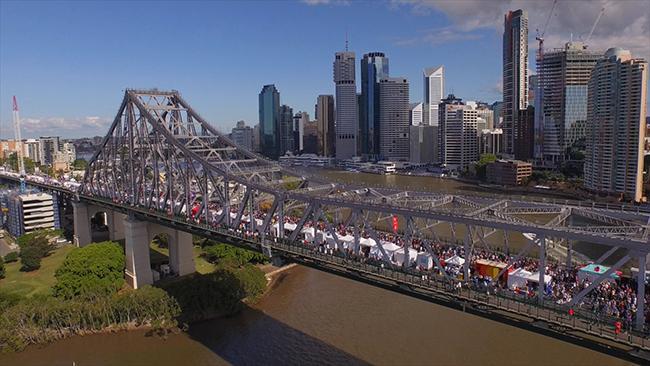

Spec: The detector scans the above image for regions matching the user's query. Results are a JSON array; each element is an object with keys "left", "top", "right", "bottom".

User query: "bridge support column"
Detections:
[
  {"left": 169, "top": 230, "right": 195, "bottom": 277},
  {"left": 538, "top": 234, "right": 546, "bottom": 305},
  {"left": 124, "top": 218, "right": 153, "bottom": 289},
  {"left": 72, "top": 201, "right": 91, "bottom": 247},
  {"left": 637, "top": 253, "right": 646, "bottom": 331},
  {"left": 108, "top": 212, "right": 126, "bottom": 242}
]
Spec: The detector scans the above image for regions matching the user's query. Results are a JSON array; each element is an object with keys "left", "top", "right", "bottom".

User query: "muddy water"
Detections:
[{"left": 0, "top": 267, "right": 631, "bottom": 366}]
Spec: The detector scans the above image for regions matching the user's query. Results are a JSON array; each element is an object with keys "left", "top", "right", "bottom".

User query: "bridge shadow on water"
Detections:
[{"left": 183, "top": 304, "right": 370, "bottom": 366}]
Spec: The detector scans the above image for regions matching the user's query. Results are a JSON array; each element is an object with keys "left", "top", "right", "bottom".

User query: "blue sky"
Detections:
[{"left": 1, "top": 0, "right": 648, "bottom": 138}]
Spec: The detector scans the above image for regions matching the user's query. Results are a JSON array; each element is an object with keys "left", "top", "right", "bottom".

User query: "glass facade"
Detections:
[
  {"left": 564, "top": 85, "right": 588, "bottom": 148},
  {"left": 258, "top": 85, "right": 280, "bottom": 159},
  {"left": 361, "top": 53, "right": 389, "bottom": 159}
]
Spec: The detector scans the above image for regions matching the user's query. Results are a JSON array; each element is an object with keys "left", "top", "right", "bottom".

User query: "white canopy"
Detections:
[
  {"left": 370, "top": 242, "right": 401, "bottom": 258},
  {"left": 416, "top": 252, "right": 434, "bottom": 270},
  {"left": 394, "top": 248, "right": 419, "bottom": 266},
  {"left": 507, "top": 268, "right": 531, "bottom": 290},
  {"left": 302, "top": 227, "right": 315, "bottom": 242},
  {"left": 446, "top": 255, "right": 465, "bottom": 266},
  {"left": 359, "top": 237, "right": 377, "bottom": 248}
]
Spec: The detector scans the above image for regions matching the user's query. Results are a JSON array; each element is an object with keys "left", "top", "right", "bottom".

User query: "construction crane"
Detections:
[
  {"left": 583, "top": 6, "right": 605, "bottom": 47},
  {"left": 535, "top": 0, "right": 558, "bottom": 62},
  {"left": 12, "top": 96, "right": 26, "bottom": 192},
  {"left": 534, "top": 0, "right": 557, "bottom": 163}
]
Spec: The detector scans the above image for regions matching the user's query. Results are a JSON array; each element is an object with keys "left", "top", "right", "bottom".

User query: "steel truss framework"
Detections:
[{"left": 68, "top": 90, "right": 650, "bottom": 332}]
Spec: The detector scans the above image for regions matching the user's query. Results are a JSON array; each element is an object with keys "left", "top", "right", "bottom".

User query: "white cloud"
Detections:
[
  {"left": 392, "top": 0, "right": 650, "bottom": 60},
  {"left": 393, "top": 26, "right": 483, "bottom": 46},
  {"left": 18, "top": 116, "right": 112, "bottom": 136},
  {"left": 301, "top": 0, "right": 350, "bottom": 5}
]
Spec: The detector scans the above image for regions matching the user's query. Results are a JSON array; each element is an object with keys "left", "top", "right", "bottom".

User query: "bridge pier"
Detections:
[
  {"left": 148, "top": 224, "right": 195, "bottom": 277},
  {"left": 124, "top": 218, "right": 154, "bottom": 289},
  {"left": 72, "top": 201, "right": 92, "bottom": 247},
  {"left": 108, "top": 211, "right": 126, "bottom": 241}
]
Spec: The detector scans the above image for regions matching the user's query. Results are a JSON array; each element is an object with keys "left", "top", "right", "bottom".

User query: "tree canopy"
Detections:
[{"left": 52, "top": 241, "right": 125, "bottom": 300}]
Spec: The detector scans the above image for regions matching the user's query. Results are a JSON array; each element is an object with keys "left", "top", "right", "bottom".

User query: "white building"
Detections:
[
  {"left": 334, "top": 51, "right": 359, "bottom": 160},
  {"left": 439, "top": 94, "right": 479, "bottom": 171},
  {"left": 584, "top": 48, "right": 648, "bottom": 202},
  {"left": 423, "top": 66, "right": 444, "bottom": 127},
  {"left": 231, "top": 120, "right": 254, "bottom": 151},
  {"left": 379, "top": 77, "right": 410, "bottom": 161},
  {"left": 480, "top": 128, "right": 503, "bottom": 155},
  {"left": 410, "top": 102, "right": 423, "bottom": 126}
]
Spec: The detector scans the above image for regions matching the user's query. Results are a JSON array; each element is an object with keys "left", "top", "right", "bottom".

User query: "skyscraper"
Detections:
[
  {"left": 316, "top": 95, "right": 335, "bottom": 157},
  {"left": 379, "top": 77, "right": 410, "bottom": 161},
  {"left": 258, "top": 84, "right": 280, "bottom": 159},
  {"left": 334, "top": 51, "right": 359, "bottom": 160},
  {"left": 502, "top": 9, "right": 528, "bottom": 157},
  {"left": 584, "top": 48, "right": 648, "bottom": 202},
  {"left": 439, "top": 94, "right": 479, "bottom": 171},
  {"left": 292, "top": 111, "right": 309, "bottom": 153},
  {"left": 423, "top": 66, "right": 444, "bottom": 126},
  {"left": 279, "top": 105, "right": 294, "bottom": 156},
  {"left": 535, "top": 42, "right": 602, "bottom": 164},
  {"left": 361, "top": 52, "right": 389, "bottom": 159}
]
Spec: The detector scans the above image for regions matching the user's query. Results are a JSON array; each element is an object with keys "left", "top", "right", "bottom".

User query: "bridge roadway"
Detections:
[{"left": 70, "top": 192, "right": 649, "bottom": 356}]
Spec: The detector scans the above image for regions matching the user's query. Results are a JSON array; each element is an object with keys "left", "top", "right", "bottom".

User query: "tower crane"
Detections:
[
  {"left": 12, "top": 96, "right": 26, "bottom": 192},
  {"left": 584, "top": 6, "right": 605, "bottom": 47},
  {"left": 534, "top": 0, "right": 557, "bottom": 163}
]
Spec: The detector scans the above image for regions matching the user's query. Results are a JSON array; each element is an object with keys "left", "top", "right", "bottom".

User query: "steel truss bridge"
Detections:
[{"left": 4, "top": 89, "right": 650, "bottom": 357}]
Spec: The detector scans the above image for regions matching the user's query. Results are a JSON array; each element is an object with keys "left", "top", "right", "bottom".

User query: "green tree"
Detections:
[
  {"left": 19, "top": 246, "right": 42, "bottom": 272},
  {"left": 53, "top": 241, "right": 125, "bottom": 300},
  {"left": 202, "top": 243, "right": 268, "bottom": 266},
  {"left": 475, "top": 153, "right": 498, "bottom": 180},
  {"left": 72, "top": 159, "right": 88, "bottom": 170},
  {"left": 3, "top": 252, "right": 18, "bottom": 263}
]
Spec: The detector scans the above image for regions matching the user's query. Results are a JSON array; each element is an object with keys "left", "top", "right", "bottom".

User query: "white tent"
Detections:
[
  {"left": 359, "top": 237, "right": 377, "bottom": 248},
  {"left": 273, "top": 222, "right": 299, "bottom": 236},
  {"left": 394, "top": 248, "right": 419, "bottom": 266},
  {"left": 527, "top": 272, "right": 552, "bottom": 285},
  {"left": 446, "top": 255, "right": 465, "bottom": 267},
  {"left": 371, "top": 242, "right": 401, "bottom": 259},
  {"left": 416, "top": 252, "right": 434, "bottom": 270},
  {"left": 302, "top": 227, "right": 315, "bottom": 242},
  {"left": 507, "top": 268, "right": 531, "bottom": 290}
]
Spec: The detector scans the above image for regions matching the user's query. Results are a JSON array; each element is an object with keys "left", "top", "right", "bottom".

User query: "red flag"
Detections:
[{"left": 392, "top": 216, "right": 398, "bottom": 233}]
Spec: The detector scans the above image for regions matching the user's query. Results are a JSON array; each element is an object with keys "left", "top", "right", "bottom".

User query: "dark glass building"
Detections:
[
  {"left": 258, "top": 84, "right": 280, "bottom": 159},
  {"left": 361, "top": 52, "right": 389, "bottom": 159}
]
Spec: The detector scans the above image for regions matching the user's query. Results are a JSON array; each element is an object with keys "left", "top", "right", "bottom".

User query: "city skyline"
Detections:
[{"left": 2, "top": 0, "right": 648, "bottom": 139}]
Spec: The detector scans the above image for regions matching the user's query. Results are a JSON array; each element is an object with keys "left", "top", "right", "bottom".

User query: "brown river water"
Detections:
[{"left": 0, "top": 171, "right": 636, "bottom": 365}]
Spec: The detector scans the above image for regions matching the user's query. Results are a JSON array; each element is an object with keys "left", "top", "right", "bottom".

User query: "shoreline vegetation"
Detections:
[{"left": 0, "top": 232, "right": 275, "bottom": 353}]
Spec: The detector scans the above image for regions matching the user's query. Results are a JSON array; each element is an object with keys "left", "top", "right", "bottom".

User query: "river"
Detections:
[{"left": 0, "top": 171, "right": 635, "bottom": 365}]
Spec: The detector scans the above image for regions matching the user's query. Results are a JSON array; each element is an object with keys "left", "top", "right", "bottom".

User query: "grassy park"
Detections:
[{"left": 1, "top": 244, "right": 74, "bottom": 298}]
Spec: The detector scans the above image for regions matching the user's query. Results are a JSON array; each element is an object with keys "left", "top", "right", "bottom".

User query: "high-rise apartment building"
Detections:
[
  {"left": 292, "top": 111, "right": 309, "bottom": 153},
  {"left": 439, "top": 94, "right": 479, "bottom": 171},
  {"left": 40, "top": 136, "right": 62, "bottom": 165},
  {"left": 316, "top": 95, "right": 335, "bottom": 157},
  {"left": 502, "top": 9, "right": 528, "bottom": 157},
  {"left": 515, "top": 106, "right": 534, "bottom": 161},
  {"left": 258, "top": 84, "right": 280, "bottom": 159},
  {"left": 535, "top": 42, "right": 602, "bottom": 163},
  {"left": 24, "top": 139, "right": 41, "bottom": 163},
  {"left": 360, "top": 52, "right": 389, "bottom": 158},
  {"left": 231, "top": 120, "right": 254, "bottom": 151},
  {"left": 279, "top": 105, "right": 294, "bottom": 155},
  {"left": 379, "top": 77, "right": 410, "bottom": 161},
  {"left": 334, "top": 51, "right": 359, "bottom": 160},
  {"left": 584, "top": 48, "right": 648, "bottom": 202}
]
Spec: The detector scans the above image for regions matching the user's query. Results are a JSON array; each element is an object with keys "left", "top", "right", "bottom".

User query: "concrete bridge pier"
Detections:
[
  {"left": 148, "top": 224, "right": 195, "bottom": 277},
  {"left": 124, "top": 218, "right": 154, "bottom": 289},
  {"left": 72, "top": 201, "right": 92, "bottom": 247},
  {"left": 108, "top": 211, "right": 126, "bottom": 241}
]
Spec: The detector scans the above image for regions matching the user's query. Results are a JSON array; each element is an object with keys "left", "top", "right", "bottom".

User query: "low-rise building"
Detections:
[
  {"left": 486, "top": 160, "right": 532, "bottom": 186},
  {"left": 4, "top": 190, "right": 60, "bottom": 237}
]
